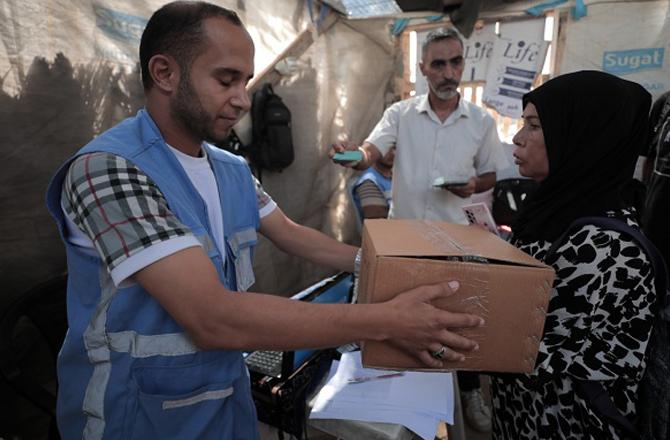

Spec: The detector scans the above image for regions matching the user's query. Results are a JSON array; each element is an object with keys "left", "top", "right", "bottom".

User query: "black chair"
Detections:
[
  {"left": 0, "top": 273, "right": 68, "bottom": 440},
  {"left": 492, "top": 178, "right": 539, "bottom": 227}
]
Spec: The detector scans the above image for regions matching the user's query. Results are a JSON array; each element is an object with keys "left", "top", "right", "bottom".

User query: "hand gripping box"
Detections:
[{"left": 358, "top": 219, "right": 555, "bottom": 373}]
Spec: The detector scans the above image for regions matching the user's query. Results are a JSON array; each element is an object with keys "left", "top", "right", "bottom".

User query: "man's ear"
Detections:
[
  {"left": 418, "top": 60, "right": 426, "bottom": 77},
  {"left": 147, "top": 54, "right": 179, "bottom": 92}
]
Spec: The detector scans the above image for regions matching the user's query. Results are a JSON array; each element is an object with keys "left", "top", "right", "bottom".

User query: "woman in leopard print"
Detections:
[{"left": 490, "top": 71, "right": 656, "bottom": 439}]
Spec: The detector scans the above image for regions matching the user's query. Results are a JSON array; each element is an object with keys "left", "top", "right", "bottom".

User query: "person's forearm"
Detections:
[
  {"left": 353, "top": 142, "right": 381, "bottom": 171},
  {"left": 261, "top": 208, "right": 358, "bottom": 272},
  {"left": 474, "top": 172, "right": 496, "bottom": 193},
  {"left": 274, "top": 221, "right": 358, "bottom": 272},
  {"left": 204, "top": 291, "right": 389, "bottom": 351},
  {"left": 193, "top": 281, "right": 481, "bottom": 362},
  {"left": 135, "top": 247, "right": 368, "bottom": 350},
  {"left": 136, "top": 247, "right": 483, "bottom": 366}
]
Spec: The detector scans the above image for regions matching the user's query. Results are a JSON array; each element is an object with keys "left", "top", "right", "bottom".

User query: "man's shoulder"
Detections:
[
  {"left": 458, "top": 100, "right": 497, "bottom": 132},
  {"left": 67, "top": 152, "right": 135, "bottom": 181},
  {"left": 204, "top": 143, "right": 249, "bottom": 167},
  {"left": 460, "top": 99, "right": 490, "bottom": 119},
  {"left": 389, "top": 95, "right": 425, "bottom": 113},
  {"left": 66, "top": 152, "right": 135, "bottom": 189},
  {"left": 80, "top": 112, "right": 148, "bottom": 157}
]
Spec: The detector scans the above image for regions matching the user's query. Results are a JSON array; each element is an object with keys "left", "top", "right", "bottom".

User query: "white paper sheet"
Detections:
[{"left": 309, "top": 351, "right": 454, "bottom": 440}]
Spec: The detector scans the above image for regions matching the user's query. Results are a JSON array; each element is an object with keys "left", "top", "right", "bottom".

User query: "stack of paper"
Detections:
[{"left": 309, "top": 351, "right": 454, "bottom": 440}]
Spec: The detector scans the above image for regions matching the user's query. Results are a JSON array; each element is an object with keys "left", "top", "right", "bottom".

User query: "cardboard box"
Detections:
[{"left": 358, "top": 219, "right": 555, "bottom": 373}]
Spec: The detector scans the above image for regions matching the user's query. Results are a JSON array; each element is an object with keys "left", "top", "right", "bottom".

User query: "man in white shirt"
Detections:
[
  {"left": 334, "top": 28, "right": 506, "bottom": 225},
  {"left": 333, "top": 28, "right": 505, "bottom": 432}
]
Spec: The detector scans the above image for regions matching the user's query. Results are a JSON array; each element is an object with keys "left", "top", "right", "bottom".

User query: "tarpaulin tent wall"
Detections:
[
  {"left": 0, "top": 0, "right": 399, "bottom": 313},
  {"left": 4, "top": 0, "right": 669, "bottom": 314},
  {"left": 0, "top": 1, "right": 397, "bottom": 435},
  {"left": 1, "top": 1, "right": 670, "bottom": 436},
  {"left": 1, "top": 0, "right": 669, "bottom": 327}
]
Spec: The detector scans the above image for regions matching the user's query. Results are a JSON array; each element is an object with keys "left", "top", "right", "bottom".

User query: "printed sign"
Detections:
[
  {"left": 461, "top": 24, "right": 496, "bottom": 82},
  {"left": 483, "top": 37, "right": 548, "bottom": 118},
  {"left": 92, "top": 3, "right": 148, "bottom": 63},
  {"left": 559, "top": 1, "right": 670, "bottom": 101},
  {"left": 603, "top": 48, "right": 664, "bottom": 75},
  {"left": 93, "top": 4, "right": 147, "bottom": 44}
]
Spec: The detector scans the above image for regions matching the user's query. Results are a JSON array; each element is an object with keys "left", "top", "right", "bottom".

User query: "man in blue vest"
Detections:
[{"left": 46, "top": 2, "right": 484, "bottom": 438}]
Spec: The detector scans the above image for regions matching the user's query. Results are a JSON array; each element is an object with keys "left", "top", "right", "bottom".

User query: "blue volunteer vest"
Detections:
[{"left": 46, "top": 109, "right": 260, "bottom": 439}]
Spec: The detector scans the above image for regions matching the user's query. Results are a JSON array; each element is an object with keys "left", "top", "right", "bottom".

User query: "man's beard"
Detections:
[
  {"left": 171, "top": 74, "right": 226, "bottom": 144},
  {"left": 429, "top": 81, "right": 459, "bottom": 100}
]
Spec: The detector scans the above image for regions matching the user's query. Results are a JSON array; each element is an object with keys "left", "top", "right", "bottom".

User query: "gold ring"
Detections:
[{"left": 432, "top": 346, "right": 447, "bottom": 359}]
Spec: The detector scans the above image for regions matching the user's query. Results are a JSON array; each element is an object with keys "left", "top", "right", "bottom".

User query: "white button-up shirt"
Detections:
[{"left": 366, "top": 94, "right": 507, "bottom": 224}]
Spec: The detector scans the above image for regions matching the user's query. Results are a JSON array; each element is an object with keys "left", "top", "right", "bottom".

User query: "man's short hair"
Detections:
[
  {"left": 139, "top": 1, "right": 243, "bottom": 90},
  {"left": 421, "top": 28, "right": 463, "bottom": 59}
]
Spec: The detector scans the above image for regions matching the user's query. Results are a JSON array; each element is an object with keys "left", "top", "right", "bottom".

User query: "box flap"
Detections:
[{"left": 363, "top": 219, "right": 547, "bottom": 268}]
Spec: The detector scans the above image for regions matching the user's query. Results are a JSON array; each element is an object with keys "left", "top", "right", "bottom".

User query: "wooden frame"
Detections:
[{"left": 247, "top": 9, "right": 339, "bottom": 94}]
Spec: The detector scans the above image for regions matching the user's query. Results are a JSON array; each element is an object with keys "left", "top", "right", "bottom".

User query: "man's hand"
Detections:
[
  {"left": 329, "top": 141, "right": 381, "bottom": 171},
  {"left": 444, "top": 176, "right": 476, "bottom": 198},
  {"left": 329, "top": 141, "right": 362, "bottom": 168},
  {"left": 383, "top": 281, "right": 483, "bottom": 368}
]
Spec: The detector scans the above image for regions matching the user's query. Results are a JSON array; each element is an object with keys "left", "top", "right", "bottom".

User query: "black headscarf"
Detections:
[{"left": 513, "top": 70, "right": 651, "bottom": 243}]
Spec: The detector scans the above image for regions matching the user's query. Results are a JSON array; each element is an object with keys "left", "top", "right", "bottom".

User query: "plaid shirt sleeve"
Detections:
[{"left": 62, "top": 152, "right": 194, "bottom": 272}]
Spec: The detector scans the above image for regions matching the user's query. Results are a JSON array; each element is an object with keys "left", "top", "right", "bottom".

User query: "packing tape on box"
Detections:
[{"left": 413, "top": 221, "right": 472, "bottom": 256}]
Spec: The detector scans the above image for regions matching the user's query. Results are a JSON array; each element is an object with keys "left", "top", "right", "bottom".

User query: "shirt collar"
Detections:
[
  {"left": 456, "top": 97, "right": 471, "bottom": 119},
  {"left": 167, "top": 142, "right": 209, "bottom": 163},
  {"left": 417, "top": 93, "right": 470, "bottom": 122},
  {"left": 417, "top": 94, "right": 432, "bottom": 114}
]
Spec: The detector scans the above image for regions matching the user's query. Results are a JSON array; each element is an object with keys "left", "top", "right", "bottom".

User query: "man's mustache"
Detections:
[{"left": 437, "top": 79, "right": 459, "bottom": 88}]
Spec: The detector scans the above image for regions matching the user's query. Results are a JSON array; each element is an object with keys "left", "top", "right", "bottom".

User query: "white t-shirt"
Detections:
[
  {"left": 366, "top": 94, "right": 508, "bottom": 224},
  {"left": 62, "top": 144, "right": 276, "bottom": 286}
]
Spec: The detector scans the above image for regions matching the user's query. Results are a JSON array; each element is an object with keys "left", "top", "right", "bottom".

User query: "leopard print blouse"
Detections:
[{"left": 490, "top": 210, "right": 656, "bottom": 439}]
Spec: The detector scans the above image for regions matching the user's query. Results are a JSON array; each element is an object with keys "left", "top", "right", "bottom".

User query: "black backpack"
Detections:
[
  {"left": 249, "top": 83, "right": 294, "bottom": 176},
  {"left": 219, "top": 128, "right": 247, "bottom": 157},
  {"left": 546, "top": 216, "right": 670, "bottom": 440}
]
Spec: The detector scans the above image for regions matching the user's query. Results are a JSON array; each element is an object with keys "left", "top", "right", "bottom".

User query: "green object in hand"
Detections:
[{"left": 333, "top": 150, "right": 363, "bottom": 163}]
